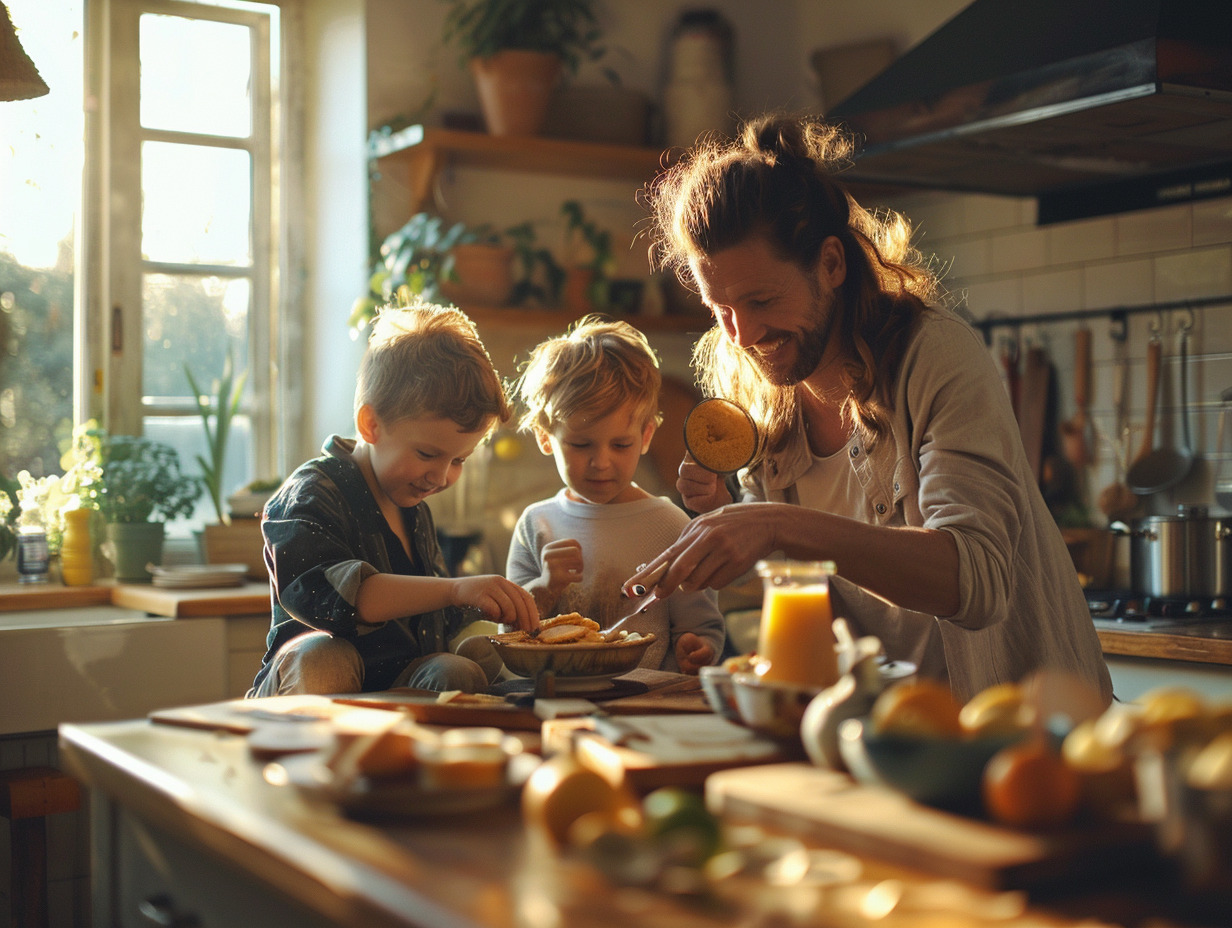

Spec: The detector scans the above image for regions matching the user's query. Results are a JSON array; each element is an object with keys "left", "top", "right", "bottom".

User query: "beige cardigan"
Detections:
[{"left": 740, "top": 310, "right": 1113, "bottom": 704}]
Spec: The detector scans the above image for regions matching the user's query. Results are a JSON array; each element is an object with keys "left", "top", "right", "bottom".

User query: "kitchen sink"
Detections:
[{"left": 0, "top": 605, "right": 228, "bottom": 735}]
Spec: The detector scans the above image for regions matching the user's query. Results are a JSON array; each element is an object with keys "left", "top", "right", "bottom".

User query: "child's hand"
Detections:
[
  {"left": 675, "top": 632, "right": 715, "bottom": 675},
  {"left": 453, "top": 575, "right": 540, "bottom": 633},
  {"left": 541, "top": 538, "right": 584, "bottom": 598},
  {"left": 678, "top": 454, "right": 733, "bottom": 513}
]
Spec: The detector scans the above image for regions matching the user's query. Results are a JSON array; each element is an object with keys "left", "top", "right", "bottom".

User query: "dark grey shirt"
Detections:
[{"left": 251, "top": 435, "right": 463, "bottom": 693}]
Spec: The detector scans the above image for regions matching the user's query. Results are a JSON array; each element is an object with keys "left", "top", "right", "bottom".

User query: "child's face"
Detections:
[
  {"left": 361, "top": 412, "right": 491, "bottom": 509},
  {"left": 536, "top": 400, "right": 655, "bottom": 505}
]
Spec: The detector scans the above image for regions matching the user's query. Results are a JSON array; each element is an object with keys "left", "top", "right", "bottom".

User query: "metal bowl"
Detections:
[{"left": 488, "top": 632, "right": 655, "bottom": 692}]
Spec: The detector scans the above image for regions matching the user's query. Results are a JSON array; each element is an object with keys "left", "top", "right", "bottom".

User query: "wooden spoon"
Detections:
[
  {"left": 1098, "top": 325, "right": 1137, "bottom": 521},
  {"left": 1060, "top": 327, "right": 1093, "bottom": 467}
]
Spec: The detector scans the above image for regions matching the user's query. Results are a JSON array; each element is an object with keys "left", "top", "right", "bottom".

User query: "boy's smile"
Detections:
[
  {"left": 357, "top": 412, "right": 491, "bottom": 510},
  {"left": 537, "top": 401, "right": 655, "bottom": 506}
]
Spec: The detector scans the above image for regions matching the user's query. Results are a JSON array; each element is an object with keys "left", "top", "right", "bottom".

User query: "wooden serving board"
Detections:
[
  {"left": 706, "top": 763, "right": 1158, "bottom": 891},
  {"left": 543, "top": 715, "right": 794, "bottom": 793}
]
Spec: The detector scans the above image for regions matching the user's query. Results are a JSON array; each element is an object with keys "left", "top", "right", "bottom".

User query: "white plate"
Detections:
[
  {"left": 149, "top": 563, "right": 250, "bottom": 589},
  {"left": 272, "top": 750, "right": 539, "bottom": 818}
]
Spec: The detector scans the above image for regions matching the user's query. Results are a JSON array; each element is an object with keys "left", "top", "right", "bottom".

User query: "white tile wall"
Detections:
[{"left": 894, "top": 188, "right": 1232, "bottom": 574}]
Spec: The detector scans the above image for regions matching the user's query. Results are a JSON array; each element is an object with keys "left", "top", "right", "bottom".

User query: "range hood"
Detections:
[{"left": 828, "top": 0, "right": 1232, "bottom": 224}]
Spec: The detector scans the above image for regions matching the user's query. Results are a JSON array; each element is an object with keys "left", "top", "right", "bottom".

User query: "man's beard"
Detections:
[{"left": 747, "top": 290, "right": 835, "bottom": 386}]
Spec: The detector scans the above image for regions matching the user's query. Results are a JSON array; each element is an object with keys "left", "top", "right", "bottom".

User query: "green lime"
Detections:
[{"left": 641, "top": 787, "right": 722, "bottom": 865}]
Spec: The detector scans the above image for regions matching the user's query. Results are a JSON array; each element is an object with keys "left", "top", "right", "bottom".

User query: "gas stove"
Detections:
[{"left": 1085, "top": 589, "right": 1232, "bottom": 626}]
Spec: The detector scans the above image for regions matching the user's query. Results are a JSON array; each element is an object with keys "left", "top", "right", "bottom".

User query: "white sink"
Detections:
[{"left": 0, "top": 605, "right": 228, "bottom": 735}]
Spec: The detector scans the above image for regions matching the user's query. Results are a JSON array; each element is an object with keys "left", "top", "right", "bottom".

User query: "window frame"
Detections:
[{"left": 83, "top": 0, "right": 285, "bottom": 487}]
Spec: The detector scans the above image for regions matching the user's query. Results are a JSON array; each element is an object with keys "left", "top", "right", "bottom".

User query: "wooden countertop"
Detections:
[
  {"left": 1094, "top": 618, "right": 1232, "bottom": 666},
  {"left": 59, "top": 712, "right": 1222, "bottom": 928},
  {"left": 0, "top": 580, "right": 269, "bottom": 617}
]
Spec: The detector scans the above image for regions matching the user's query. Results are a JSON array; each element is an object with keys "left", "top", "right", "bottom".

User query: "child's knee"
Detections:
[
  {"left": 454, "top": 635, "right": 504, "bottom": 684},
  {"left": 404, "top": 652, "right": 489, "bottom": 693},
  {"left": 273, "top": 632, "right": 363, "bottom": 695}
]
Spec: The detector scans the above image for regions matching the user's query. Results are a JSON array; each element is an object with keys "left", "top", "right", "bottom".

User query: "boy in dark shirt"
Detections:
[{"left": 249, "top": 303, "right": 538, "bottom": 697}]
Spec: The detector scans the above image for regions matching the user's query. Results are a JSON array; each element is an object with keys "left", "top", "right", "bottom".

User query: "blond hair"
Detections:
[
  {"left": 355, "top": 300, "right": 511, "bottom": 433},
  {"left": 515, "top": 315, "right": 663, "bottom": 434},
  {"left": 644, "top": 113, "right": 946, "bottom": 457}
]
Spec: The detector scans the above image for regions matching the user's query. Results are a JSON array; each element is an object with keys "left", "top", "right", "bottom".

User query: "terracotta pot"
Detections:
[
  {"left": 441, "top": 243, "right": 514, "bottom": 306},
  {"left": 469, "top": 50, "right": 561, "bottom": 137}
]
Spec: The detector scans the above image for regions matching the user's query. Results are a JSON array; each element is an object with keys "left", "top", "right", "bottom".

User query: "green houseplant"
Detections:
[
  {"left": 441, "top": 0, "right": 610, "bottom": 136},
  {"left": 560, "top": 199, "right": 614, "bottom": 311},
  {"left": 96, "top": 433, "right": 200, "bottom": 582},
  {"left": 350, "top": 213, "right": 486, "bottom": 335},
  {"left": 184, "top": 349, "right": 248, "bottom": 526}
]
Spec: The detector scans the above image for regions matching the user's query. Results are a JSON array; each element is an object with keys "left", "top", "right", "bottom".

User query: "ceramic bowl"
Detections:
[
  {"left": 699, "top": 665, "right": 741, "bottom": 722},
  {"left": 837, "top": 716, "right": 1027, "bottom": 812},
  {"left": 731, "top": 672, "right": 826, "bottom": 741},
  {"left": 488, "top": 632, "right": 655, "bottom": 691}
]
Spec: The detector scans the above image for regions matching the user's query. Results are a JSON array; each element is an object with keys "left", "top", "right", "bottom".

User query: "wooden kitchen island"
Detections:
[{"left": 59, "top": 708, "right": 1222, "bottom": 928}]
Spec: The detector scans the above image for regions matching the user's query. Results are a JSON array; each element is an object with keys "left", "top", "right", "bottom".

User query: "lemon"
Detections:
[
  {"left": 492, "top": 433, "right": 523, "bottom": 461},
  {"left": 521, "top": 755, "right": 637, "bottom": 848},
  {"left": 960, "top": 683, "right": 1034, "bottom": 738},
  {"left": 871, "top": 680, "right": 963, "bottom": 739}
]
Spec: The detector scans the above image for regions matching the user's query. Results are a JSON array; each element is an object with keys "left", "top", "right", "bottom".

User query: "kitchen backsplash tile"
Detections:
[
  {"left": 1116, "top": 202, "right": 1191, "bottom": 257},
  {"left": 1156, "top": 246, "right": 1232, "bottom": 303},
  {"left": 990, "top": 226, "right": 1048, "bottom": 274},
  {"left": 1022, "top": 266, "right": 1084, "bottom": 313},
  {"left": 1193, "top": 198, "right": 1232, "bottom": 247},
  {"left": 1083, "top": 257, "right": 1154, "bottom": 309},
  {"left": 1046, "top": 215, "right": 1116, "bottom": 266}
]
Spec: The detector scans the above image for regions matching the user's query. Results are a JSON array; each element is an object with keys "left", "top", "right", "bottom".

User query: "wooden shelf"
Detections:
[
  {"left": 462, "top": 304, "right": 713, "bottom": 334},
  {"left": 375, "top": 126, "right": 672, "bottom": 212}
]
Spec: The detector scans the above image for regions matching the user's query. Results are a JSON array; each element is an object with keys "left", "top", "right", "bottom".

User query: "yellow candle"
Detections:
[
  {"left": 756, "top": 571, "right": 837, "bottom": 689},
  {"left": 60, "top": 507, "right": 95, "bottom": 586}
]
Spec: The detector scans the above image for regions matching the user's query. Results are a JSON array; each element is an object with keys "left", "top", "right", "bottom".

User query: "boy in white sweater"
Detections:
[{"left": 506, "top": 316, "right": 725, "bottom": 674}]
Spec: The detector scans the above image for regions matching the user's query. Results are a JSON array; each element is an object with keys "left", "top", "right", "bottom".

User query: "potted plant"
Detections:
[
  {"left": 184, "top": 349, "right": 247, "bottom": 527},
  {"left": 349, "top": 213, "right": 484, "bottom": 335},
  {"left": 95, "top": 433, "right": 200, "bottom": 582},
  {"left": 441, "top": 0, "right": 609, "bottom": 137},
  {"left": 440, "top": 224, "right": 516, "bottom": 306},
  {"left": 505, "top": 220, "right": 565, "bottom": 308},
  {"left": 560, "top": 199, "right": 614, "bottom": 312}
]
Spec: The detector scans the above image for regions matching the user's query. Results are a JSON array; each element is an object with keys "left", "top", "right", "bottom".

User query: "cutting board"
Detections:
[
  {"left": 706, "top": 763, "right": 1158, "bottom": 891},
  {"left": 544, "top": 714, "right": 792, "bottom": 792}
]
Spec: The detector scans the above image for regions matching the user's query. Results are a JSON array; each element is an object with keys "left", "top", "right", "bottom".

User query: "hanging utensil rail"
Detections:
[{"left": 972, "top": 294, "right": 1232, "bottom": 344}]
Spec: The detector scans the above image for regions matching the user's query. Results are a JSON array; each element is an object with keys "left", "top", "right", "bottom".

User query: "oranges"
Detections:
[
  {"left": 521, "top": 754, "right": 641, "bottom": 847},
  {"left": 871, "top": 679, "right": 964, "bottom": 738},
  {"left": 983, "top": 738, "right": 1081, "bottom": 830}
]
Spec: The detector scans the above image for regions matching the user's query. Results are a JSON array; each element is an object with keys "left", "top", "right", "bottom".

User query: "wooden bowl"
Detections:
[{"left": 488, "top": 632, "right": 655, "bottom": 693}]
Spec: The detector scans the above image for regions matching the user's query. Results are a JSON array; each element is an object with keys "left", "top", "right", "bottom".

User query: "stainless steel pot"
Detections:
[{"left": 1111, "top": 505, "right": 1232, "bottom": 599}]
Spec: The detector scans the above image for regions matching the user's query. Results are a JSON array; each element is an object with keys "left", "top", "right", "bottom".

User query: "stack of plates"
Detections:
[{"left": 149, "top": 563, "right": 249, "bottom": 589}]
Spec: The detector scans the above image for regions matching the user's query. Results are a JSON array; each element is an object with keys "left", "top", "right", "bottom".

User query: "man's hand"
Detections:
[
  {"left": 675, "top": 632, "right": 715, "bottom": 675},
  {"left": 677, "top": 454, "right": 733, "bottom": 513}
]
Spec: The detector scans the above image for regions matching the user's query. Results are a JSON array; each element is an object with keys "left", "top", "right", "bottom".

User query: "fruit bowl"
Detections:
[
  {"left": 488, "top": 632, "right": 655, "bottom": 693},
  {"left": 699, "top": 665, "right": 741, "bottom": 722},
  {"left": 837, "top": 715, "right": 1028, "bottom": 811}
]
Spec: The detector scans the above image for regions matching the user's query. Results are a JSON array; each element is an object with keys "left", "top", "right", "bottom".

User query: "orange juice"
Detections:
[{"left": 755, "top": 561, "right": 838, "bottom": 688}]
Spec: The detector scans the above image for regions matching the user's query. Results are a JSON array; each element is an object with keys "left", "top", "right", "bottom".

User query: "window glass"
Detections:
[
  {"left": 142, "top": 273, "right": 250, "bottom": 396},
  {"left": 139, "top": 13, "right": 252, "bottom": 138},
  {"left": 0, "top": 1, "right": 83, "bottom": 479},
  {"left": 141, "top": 140, "right": 252, "bottom": 265}
]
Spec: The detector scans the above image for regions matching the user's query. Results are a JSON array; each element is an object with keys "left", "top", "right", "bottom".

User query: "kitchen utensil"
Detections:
[
  {"left": 1018, "top": 345, "right": 1050, "bottom": 483},
  {"left": 1128, "top": 327, "right": 1194, "bottom": 494},
  {"left": 602, "top": 589, "right": 660, "bottom": 641},
  {"left": 1060, "top": 327, "right": 1094, "bottom": 467},
  {"left": 1097, "top": 324, "right": 1138, "bottom": 521},
  {"left": 683, "top": 397, "right": 759, "bottom": 474},
  {"left": 1213, "top": 387, "right": 1232, "bottom": 511},
  {"left": 1109, "top": 505, "right": 1232, "bottom": 599}
]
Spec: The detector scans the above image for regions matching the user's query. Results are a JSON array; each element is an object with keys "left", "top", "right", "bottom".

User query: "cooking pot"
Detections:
[{"left": 1110, "top": 506, "right": 1232, "bottom": 599}]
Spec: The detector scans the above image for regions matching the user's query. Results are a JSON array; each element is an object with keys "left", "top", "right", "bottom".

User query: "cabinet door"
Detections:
[{"left": 115, "top": 812, "right": 336, "bottom": 928}]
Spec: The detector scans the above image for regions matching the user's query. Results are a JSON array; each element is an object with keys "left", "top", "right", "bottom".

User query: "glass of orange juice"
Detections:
[{"left": 754, "top": 559, "right": 838, "bottom": 689}]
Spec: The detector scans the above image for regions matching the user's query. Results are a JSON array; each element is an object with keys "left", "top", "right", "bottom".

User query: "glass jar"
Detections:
[
  {"left": 755, "top": 559, "right": 837, "bottom": 688},
  {"left": 15, "top": 504, "right": 50, "bottom": 584}
]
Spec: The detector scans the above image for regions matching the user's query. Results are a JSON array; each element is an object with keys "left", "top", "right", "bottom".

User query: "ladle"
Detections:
[{"left": 1127, "top": 323, "right": 1194, "bottom": 495}]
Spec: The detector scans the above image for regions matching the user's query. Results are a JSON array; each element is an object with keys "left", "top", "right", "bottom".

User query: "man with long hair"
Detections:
[{"left": 627, "top": 114, "right": 1111, "bottom": 704}]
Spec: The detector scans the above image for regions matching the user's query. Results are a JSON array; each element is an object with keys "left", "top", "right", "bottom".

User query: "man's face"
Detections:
[{"left": 690, "top": 236, "right": 840, "bottom": 386}]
